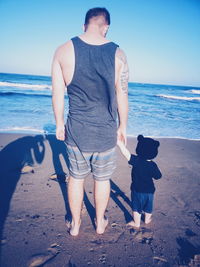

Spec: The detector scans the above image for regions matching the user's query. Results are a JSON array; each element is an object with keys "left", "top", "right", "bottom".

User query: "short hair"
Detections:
[{"left": 84, "top": 7, "right": 110, "bottom": 26}]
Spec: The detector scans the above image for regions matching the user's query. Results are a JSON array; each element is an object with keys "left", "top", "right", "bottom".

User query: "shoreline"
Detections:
[
  {"left": 0, "top": 131, "right": 200, "bottom": 141},
  {"left": 0, "top": 133, "right": 200, "bottom": 266}
]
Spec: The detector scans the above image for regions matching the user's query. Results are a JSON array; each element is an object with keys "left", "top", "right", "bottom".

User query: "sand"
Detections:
[{"left": 0, "top": 133, "right": 200, "bottom": 267}]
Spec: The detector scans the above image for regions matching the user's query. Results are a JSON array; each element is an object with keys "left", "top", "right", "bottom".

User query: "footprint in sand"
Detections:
[
  {"left": 0, "top": 239, "right": 7, "bottom": 246},
  {"left": 21, "top": 165, "right": 34, "bottom": 174},
  {"left": 190, "top": 254, "right": 200, "bottom": 267},
  {"left": 185, "top": 228, "right": 197, "bottom": 237},
  {"left": 172, "top": 196, "right": 186, "bottom": 207},
  {"left": 194, "top": 211, "right": 200, "bottom": 226},
  {"left": 27, "top": 247, "right": 59, "bottom": 267},
  {"left": 81, "top": 203, "right": 87, "bottom": 215},
  {"left": 111, "top": 222, "right": 120, "bottom": 228},
  {"left": 99, "top": 254, "right": 106, "bottom": 264},
  {"left": 49, "top": 173, "right": 67, "bottom": 183},
  {"left": 131, "top": 227, "right": 153, "bottom": 244},
  {"left": 153, "top": 256, "right": 168, "bottom": 264}
]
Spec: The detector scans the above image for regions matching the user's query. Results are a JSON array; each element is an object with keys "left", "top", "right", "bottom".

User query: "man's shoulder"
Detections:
[
  {"left": 55, "top": 40, "right": 73, "bottom": 58},
  {"left": 115, "top": 47, "right": 127, "bottom": 62}
]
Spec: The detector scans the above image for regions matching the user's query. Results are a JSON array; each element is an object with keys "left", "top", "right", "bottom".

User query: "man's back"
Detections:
[
  {"left": 64, "top": 36, "right": 119, "bottom": 152},
  {"left": 54, "top": 32, "right": 118, "bottom": 86}
]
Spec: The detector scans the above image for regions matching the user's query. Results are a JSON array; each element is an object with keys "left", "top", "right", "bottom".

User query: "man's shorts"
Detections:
[
  {"left": 131, "top": 190, "right": 154, "bottom": 214},
  {"left": 66, "top": 144, "right": 116, "bottom": 181}
]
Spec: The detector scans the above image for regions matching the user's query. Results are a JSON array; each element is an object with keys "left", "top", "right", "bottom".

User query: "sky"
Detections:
[{"left": 0, "top": 0, "right": 200, "bottom": 86}]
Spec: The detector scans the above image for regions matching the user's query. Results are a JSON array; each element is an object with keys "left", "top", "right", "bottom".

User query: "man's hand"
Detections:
[
  {"left": 56, "top": 125, "right": 65, "bottom": 141},
  {"left": 117, "top": 127, "right": 127, "bottom": 146}
]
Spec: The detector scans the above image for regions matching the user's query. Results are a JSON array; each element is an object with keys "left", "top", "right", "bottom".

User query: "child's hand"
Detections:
[
  {"left": 117, "top": 139, "right": 124, "bottom": 147},
  {"left": 117, "top": 139, "right": 131, "bottom": 161},
  {"left": 117, "top": 139, "right": 126, "bottom": 151}
]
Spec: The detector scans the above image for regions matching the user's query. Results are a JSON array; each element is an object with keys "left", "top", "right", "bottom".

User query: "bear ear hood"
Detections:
[
  {"left": 136, "top": 134, "right": 160, "bottom": 160},
  {"left": 155, "top": 140, "right": 160, "bottom": 147},
  {"left": 137, "top": 135, "right": 144, "bottom": 142}
]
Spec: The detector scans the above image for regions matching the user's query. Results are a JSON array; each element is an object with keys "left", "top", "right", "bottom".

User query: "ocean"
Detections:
[{"left": 0, "top": 73, "right": 200, "bottom": 140}]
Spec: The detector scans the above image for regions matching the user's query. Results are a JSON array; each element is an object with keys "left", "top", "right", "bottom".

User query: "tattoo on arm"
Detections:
[{"left": 116, "top": 48, "right": 129, "bottom": 94}]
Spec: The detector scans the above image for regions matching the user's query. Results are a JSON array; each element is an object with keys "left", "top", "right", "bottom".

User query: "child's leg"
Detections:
[
  {"left": 127, "top": 190, "right": 142, "bottom": 228},
  {"left": 144, "top": 193, "right": 153, "bottom": 224},
  {"left": 127, "top": 211, "right": 141, "bottom": 228},
  {"left": 144, "top": 212, "right": 152, "bottom": 224},
  {"left": 133, "top": 211, "right": 141, "bottom": 227}
]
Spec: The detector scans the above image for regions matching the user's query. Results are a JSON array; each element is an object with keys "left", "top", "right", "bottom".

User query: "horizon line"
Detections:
[{"left": 0, "top": 71, "right": 200, "bottom": 89}]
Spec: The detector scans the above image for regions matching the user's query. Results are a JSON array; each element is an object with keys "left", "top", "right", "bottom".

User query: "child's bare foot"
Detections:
[
  {"left": 145, "top": 213, "right": 152, "bottom": 224},
  {"left": 126, "top": 220, "right": 140, "bottom": 229},
  {"left": 69, "top": 220, "right": 81, "bottom": 236},
  {"left": 96, "top": 217, "right": 108, "bottom": 235},
  {"left": 145, "top": 217, "right": 152, "bottom": 224}
]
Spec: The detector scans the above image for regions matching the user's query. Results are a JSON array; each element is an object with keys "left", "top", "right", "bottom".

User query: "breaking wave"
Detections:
[{"left": 157, "top": 94, "right": 200, "bottom": 101}]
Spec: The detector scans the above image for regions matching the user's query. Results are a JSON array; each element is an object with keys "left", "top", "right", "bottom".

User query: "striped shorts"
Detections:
[{"left": 66, "top": 144, "right": 116, "bottom": 181}]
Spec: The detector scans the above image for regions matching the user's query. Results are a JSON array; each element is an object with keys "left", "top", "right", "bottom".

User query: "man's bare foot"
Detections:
[
  {"left": 126, "top": 220, "right": 140, "bottom": 229},
  {"left": 69, "top": 220, "right": 81, "bottom": 236},
  {"left": 96, "top": 217, "right": 108, "bottom": 235}
]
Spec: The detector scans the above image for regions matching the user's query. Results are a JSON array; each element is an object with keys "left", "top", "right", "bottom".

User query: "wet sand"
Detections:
[{"left": 0, "top": 133, "right": 200, "bottom": 267}]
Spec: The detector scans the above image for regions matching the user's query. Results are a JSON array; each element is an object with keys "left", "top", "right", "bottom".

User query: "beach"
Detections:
[{"left": 0, "top": 133, "right": 200, "bottom": 267}]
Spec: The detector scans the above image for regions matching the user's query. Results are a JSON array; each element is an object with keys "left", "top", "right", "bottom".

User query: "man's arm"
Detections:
[
  {"left": 51, "top": 50, "right": 66, "bottom": 141},
  {"left": 115, "top": 48, "right": 129, "bottom": 145}
]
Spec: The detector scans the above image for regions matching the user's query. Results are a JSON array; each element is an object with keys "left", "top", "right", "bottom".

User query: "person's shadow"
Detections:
[
  {"left": 45, "top": 134, "right": 72, "bottom": 222},
  {"left": 177, "top": 237, "right": 200, "bottom": 265},
  {"left": 0, "top": 135, "right": 45, "bottom": 259},
  {"left": 110, "top": 179, "right": 132, "bottom": 223}
]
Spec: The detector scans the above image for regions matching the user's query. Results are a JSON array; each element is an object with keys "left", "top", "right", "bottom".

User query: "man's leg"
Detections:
[
  {"left": 94, "top": 179, "right": 110, "bottom": 234},
  {"left": 68, "top": 176, "right": 84, "bottom": 236}
]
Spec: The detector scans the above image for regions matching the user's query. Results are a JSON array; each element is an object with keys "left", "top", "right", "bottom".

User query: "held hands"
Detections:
[
  {"left": 56, "top": 125, "right": 65, "bottom": 141},
  {"left": 117, "top": 129, "right": 131, "bottom": 161},
  {"left": 117, "top": 138, "right": 126, "bottom": 150}
]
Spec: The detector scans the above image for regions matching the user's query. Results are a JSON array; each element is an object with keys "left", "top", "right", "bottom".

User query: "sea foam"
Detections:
[
  {"left": 0, "top": 127, "right": 45, "bottom": 134},
  {"left": 0, "top": 81, "right": 51, "bottom": 90},
  {"left": 157, "top": 94, "right": 200, "bottom": 101},
  {"left": 190, "top": 89, "right": 200, "bottom": 95}
]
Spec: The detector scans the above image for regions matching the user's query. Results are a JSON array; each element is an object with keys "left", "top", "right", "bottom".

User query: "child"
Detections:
[{"left": 117, "top": 135, "right": 162, "bottom": 228}]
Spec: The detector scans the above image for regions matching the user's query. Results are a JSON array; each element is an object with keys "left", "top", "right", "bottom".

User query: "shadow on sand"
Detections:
[
  {"left": 110, "top": 179, "right": 132, "bottom": 223},
  {"left": 177, "top": 236, "right": 200, "bottom": 265},
  {"left": 45, "top": 135, "right": 71, "bottom": 222},
  {"left": 0, "top": 134, "right": 132, "bottom": 259},
  {"left": 0, "top": 135, "right": 45, "bottom": 260}
]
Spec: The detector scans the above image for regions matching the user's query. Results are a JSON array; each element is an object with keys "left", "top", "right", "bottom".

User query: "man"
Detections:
[{"left": 52, "top": 7, "right": 129, "bottom": 236}]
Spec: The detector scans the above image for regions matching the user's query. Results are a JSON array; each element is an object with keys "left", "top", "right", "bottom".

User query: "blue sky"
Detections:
[{"left": 0, "top": 0, "right": 200, "bottom": 86}]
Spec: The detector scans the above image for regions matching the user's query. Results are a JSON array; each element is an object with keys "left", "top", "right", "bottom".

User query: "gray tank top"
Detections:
[{"left": 65, "top": 36, "right": 119, "bottom": 152}]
